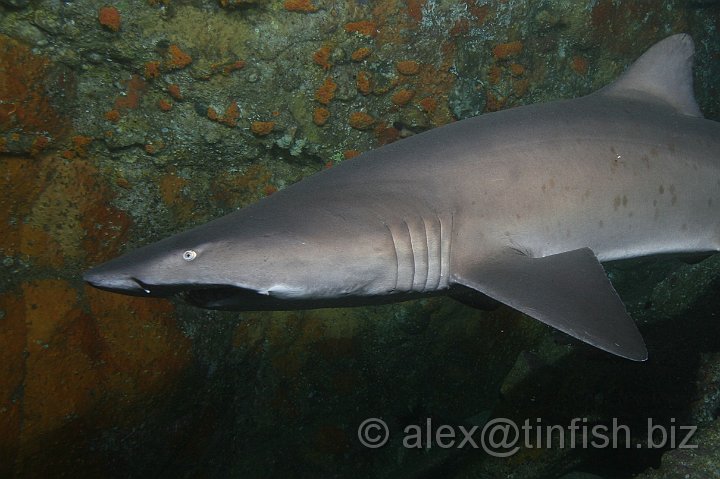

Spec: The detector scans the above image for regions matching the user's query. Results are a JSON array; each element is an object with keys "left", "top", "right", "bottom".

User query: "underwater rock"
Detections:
[
  {"left": 0, "top": 0, "right": 29, "bottom": 8},
  {"left": 690, "top": 352, "right": 720, "bottom": 425},
  {"left": 557, "top": 473, "right": 605, "bottom": 479},
  {"left": 0, "top": 34, "right": 74, "bottom": 154},
  {"left": 636, "top": 418, "right": 720, "bottom": 479}
]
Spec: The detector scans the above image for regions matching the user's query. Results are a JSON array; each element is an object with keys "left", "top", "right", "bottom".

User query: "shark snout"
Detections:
[{"left": 83, "top": 266, "right": 154, "bottom": 296}]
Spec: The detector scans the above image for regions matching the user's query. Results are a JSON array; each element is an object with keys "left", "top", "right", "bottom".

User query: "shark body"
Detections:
[{"left": 85, "top": 35, "right": 720, "bottom": 360}]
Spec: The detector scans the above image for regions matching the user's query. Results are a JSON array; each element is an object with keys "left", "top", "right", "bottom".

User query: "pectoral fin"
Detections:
[{"left": 452, "top": 248, "right": 648, "bottom": 361}]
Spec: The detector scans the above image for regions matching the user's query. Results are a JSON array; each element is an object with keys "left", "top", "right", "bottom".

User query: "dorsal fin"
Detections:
[{"left": 599, "top": 33, "right": 703, "bottom": 117}]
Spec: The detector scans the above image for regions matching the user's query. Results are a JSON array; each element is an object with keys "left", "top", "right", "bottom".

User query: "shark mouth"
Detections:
[
  {"left": 181, "top": 285, "right": 310, "bottom": 311},
  {"left": 182, "top": 285, "right": 430, "bottom": 312},
  {"left": 182, "top": 286, "right": 258, "bottom": 310}
]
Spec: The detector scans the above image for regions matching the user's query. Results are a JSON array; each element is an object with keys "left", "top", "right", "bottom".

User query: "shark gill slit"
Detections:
[
  {"left": 445, "top": 213, "right": 454, "bottom": 288},
  {"left": 429, "top": 213, "right": 444, "bottom": 291},
  {"left": 413, "top": 216, "right": 430, "bottom": 292},
  {"left": 402, "top": 219, "right": 417, "bottom": 291},
  {"left": 424, "top": 214, "right": 441, "bottom": 291},
  {"left": 383, "top": 222, "right": 400, "bottom": 293}
]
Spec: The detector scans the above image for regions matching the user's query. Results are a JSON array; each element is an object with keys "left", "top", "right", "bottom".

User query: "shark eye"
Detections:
[{"left": 182, "top": 250, "right": 197, "bottom": 262}]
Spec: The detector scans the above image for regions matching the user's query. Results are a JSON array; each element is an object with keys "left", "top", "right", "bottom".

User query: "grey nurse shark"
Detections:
[{"left": 84, "top": 34, "right": 720, "bottom": 361}]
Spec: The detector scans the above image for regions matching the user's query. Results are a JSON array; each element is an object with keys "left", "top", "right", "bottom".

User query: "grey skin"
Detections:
[{"left": 85, "top": 34, "right": 720, "bottom": 361}]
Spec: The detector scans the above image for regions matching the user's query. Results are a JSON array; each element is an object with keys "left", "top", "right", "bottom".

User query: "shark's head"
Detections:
[{"left": 83, "top": 204, "right": 400, "bottom": 310}]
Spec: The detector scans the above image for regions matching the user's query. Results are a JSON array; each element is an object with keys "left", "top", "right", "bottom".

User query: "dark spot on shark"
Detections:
[
  {"left": 671, "top": 195, "right": 678, "bottom": 206},
  {"left": 659, "top": 185, "right": 665, "bottom": 194},
  {"left": 598, "top": 220, "right": 604, "bottom": 228},
  {"left": 653, "top": 199, "right": 658, "bottom": 207},
  {"left": 622, "top": 195, "right": 628, "bottom": 207},
  {"left": 613, "top": 196, "right": 621, "bottom": 211},
  {"left": 641, "top": 155, "right": 650, "bottom": 169}
]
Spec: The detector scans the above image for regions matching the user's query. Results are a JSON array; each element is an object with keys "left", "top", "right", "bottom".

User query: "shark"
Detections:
[{"left": 84, "top": 34, "right": 720, "bottom": 361}]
